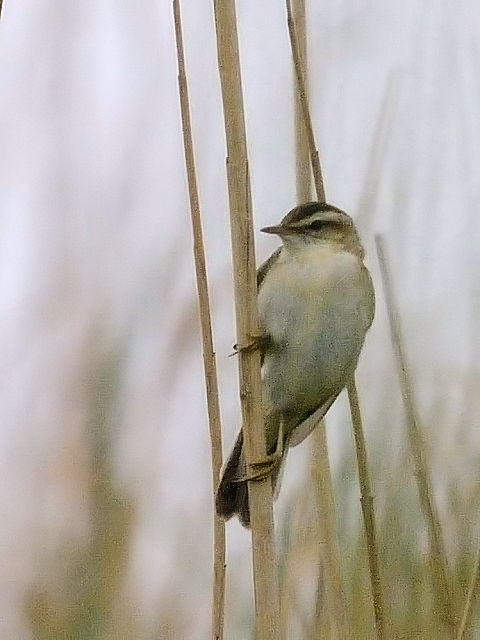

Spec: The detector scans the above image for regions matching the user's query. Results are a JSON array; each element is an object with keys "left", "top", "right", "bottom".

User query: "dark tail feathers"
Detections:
[
  {"left": 215, "top": 428, "right": 284, "bottom": 528},
  {"left": 215, "top": 431, "right": 252, "bottom": 527}
]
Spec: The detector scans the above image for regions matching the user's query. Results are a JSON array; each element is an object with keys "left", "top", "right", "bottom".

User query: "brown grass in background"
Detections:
[
  {"left": 458, "top": 544, "right": 480, "bottom": 639},
  {"left": 376, "top": 235, "right": 457, "bottom": 633},
  {"left": 26, "top": 347, "right": 134, "bottom": 639}
]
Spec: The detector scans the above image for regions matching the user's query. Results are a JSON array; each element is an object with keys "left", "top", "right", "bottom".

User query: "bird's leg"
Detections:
[
  {"left": 234, "top": 419, "right": 285, "bottom": 482},
  {"left": 229, "top": 331, "right": 269, "bottom": 357}
]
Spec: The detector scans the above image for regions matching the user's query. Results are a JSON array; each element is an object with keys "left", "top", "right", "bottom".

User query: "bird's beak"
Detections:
[{"left": 261, "top": 225, "right": 295, "bottom": 235}]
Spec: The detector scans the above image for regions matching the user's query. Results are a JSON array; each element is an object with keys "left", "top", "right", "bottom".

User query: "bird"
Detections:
[{"left": 215, "top": 201, "right": 375, "bottom": 527}]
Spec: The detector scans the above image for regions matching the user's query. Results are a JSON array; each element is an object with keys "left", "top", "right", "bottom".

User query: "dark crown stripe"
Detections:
[{"left": 281, "top": 201, "right": 347, "bottom": 225}]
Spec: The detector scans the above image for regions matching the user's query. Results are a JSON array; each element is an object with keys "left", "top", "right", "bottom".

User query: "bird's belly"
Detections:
[
  {"left": 258, "top": 249, "right": 369, "bottom": 419},
  {"left": 263, "top": 316, "right": 360, "bottom": 416}
]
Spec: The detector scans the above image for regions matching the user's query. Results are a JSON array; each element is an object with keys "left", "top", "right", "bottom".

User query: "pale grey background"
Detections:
[{"left": 0, "top": 1, "right": 478, "bottom": 637}]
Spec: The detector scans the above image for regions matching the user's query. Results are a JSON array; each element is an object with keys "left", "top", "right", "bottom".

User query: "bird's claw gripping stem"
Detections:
[
  {"left": 234, "top": 420, "right": 285, "bottom": 482},
  {"left": 229, "top": 332, "right": 267, "bottom": 357}
]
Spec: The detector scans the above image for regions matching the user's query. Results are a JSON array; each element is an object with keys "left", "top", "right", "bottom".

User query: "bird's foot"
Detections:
[
  {"left": 243, "top": 452, "right": 282, "bottom": 481},
  {"left": 229, "top": 332, "right": 268, "bottom": 357},
  {"left": 234, "top": 420, "right": 285, "bottom": 482}
]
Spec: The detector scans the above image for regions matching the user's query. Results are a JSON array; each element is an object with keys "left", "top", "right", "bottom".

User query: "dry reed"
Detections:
[
  {"left": 291, "top": 0, "right": 349, "bottom": 636},
  {"left": 213, "top": 1, "right": 280, "bottom": 637},
  {"left": 375, "top": 234, "right": 457, "bottom": 633},
  {"left": 356, "top": 73, "right": 401, "bottom": 228},
  {"left": 346, "top": 379, "right": 385, "bottom": 637},
  {"left": 172, "top": 2, "right": 226, "bottom": 637},
  {"left": 286, "top": 1, "right": 386, "bottom": 636}
]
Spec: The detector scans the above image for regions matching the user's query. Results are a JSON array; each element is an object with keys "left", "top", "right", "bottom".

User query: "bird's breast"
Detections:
[
  {"left": 258, "top": 245, "right": 374, "bottom": 417},
  {"left": 258, "top": 246, "right": 366, "bottom": 340}
]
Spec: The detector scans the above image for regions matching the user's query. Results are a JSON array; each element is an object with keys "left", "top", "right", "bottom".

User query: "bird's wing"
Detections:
[
  {"left": 255, "top": 248, "right": 281, "bottom": 364},
  {"left": 359, "top": 262, "right": 376, "bottom": 330},
  {"left": 257, "top": 247, "right": 282, "bottom": 289},
  {"left": 289, "top": 264, "right": 375, "bottom": 447},
  {"left": 288, "top": 391, "right": 341, "bottom": 447}
]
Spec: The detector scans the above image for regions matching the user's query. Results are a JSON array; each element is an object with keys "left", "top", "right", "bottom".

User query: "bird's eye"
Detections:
[{"left": 308, "top": 220, "right": 324, "bottom": 231}]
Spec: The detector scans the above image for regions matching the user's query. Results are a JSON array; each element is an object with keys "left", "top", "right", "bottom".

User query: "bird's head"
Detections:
[{"left": 261, "top": 202, "right": 365, "bottom": 258}]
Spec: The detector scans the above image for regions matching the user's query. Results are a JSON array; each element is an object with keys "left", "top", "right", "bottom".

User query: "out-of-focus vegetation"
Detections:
[
  {"left": 278, "top": 422, "right": 480, "bottom": 638},
  {"left": 1, "top": 0, "right": 480, "bottom": 638}
]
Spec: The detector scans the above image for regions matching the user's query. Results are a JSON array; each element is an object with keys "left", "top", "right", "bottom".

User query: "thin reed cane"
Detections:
[
  {"left": 286, "top": 0, "right": 325, "bottom": 203},
  {"left": 356, "top": 73, "right": 401, "bottom": 228},
  {"left": 310, "top": 432, "right": 350, "bottom": 638},
  {"left": 212, "top": 1, "right": 280, "bottom": 638},
  {"left": 457, "top": 542, "right": 480, "bottom": 639},
  {"left": 293, "top": 0, "right": 313, "bottom": 206},
  {"left": 173, "top": 3, "right": 226, "bottom": 637},
  {"left": 375, "top": 234, "right": 457, "bottom": 633},
  {"left": 286, "top": 2, "right": 386, "bottom": 636},
  {"left": 291, "top": 0, "right": 349, "bottom": 636},
  {"left": 346, "top": 379, "right": 385, "bottom": 634}
]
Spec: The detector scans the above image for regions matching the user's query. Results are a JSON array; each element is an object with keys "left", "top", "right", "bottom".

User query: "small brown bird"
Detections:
[{"left": 216, "top": 202, "right": 375, "bottom": 527}]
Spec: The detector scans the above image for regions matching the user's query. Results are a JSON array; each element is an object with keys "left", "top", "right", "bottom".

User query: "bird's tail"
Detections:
[
  {"left": 215, "top": 430, "right": 251, "bottom": 527},
  {"left": 215, "top": 426, "right": 284, "bottom": 528}
]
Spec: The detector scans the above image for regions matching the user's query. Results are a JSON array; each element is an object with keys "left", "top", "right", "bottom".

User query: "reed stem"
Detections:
[
  {"left": 286, "top": 2, "right": 386, "bottom": 636},
  {"left": 375, "top": 234, "right": 457, "bottom": 633},
  {"left": 173, "top": 2, "right": 226, "bottom": 637},
  {"left": 291, "top": 1, "right": 349, "bottom": 636},
  {"left": 213, "top": 1, "right": 281, "bottom": 637}
]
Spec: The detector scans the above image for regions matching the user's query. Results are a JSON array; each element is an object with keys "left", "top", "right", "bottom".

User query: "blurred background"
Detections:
[{"left": 1, "top": 0, "right": 479, "bottom": 637}]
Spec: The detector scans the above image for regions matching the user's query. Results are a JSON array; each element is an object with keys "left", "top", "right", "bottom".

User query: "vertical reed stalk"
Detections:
[
  {"left": 278, "top": 480, "right": 314, "bottom": 637},
  {"left": 310, "top": 433, "right": 350, "bottom": 638},
  {"left": 356, "top": 73, "right": 400, "bottom": 228},
  {"left": 292, "top": 0, "right": 313, "bottom": 206},
  {"left": 173, "top": 3, "right": 226, "bottom": 637},
  {"left": 291, "top": 0, "right": 349, "bottom": 636},
  {"left": 213, "top": 1, "right": 280, "bottom": 638},
  {"left": 346, "top": 379, "right": 385, "bottom": 636},
  {"left": 286, "top": 0, "right": 325, "bottom": 203},
  {"left": 375, "top": 234, "right": 457, "bottom": 633},
  {"left": 286, "top": 2, "right": 386, "bottom": 636}
]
